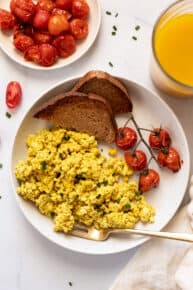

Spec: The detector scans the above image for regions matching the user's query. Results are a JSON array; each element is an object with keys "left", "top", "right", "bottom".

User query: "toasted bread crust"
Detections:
[
  {"left": 72, "top": 70, "right": 133, "bottom": 114},
  {"left": 34, "top": 92, "right": 117, "bottom": 143}
]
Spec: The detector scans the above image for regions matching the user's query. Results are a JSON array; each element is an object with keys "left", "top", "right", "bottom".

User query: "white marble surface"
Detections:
[{"left": 0, "top": 0, "right": 193, "bottom": 289}]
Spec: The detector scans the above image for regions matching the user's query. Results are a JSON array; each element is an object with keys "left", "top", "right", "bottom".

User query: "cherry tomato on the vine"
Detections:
[
  {"left": 157, "top": 147, "right": 181, "bottom": 172},
  {"left": 6, "top": 81, "right": 22, "bottom": 109},
  {"left": 125, "top": 150, "right": 147, "bottom": 171},
  {"left": 149, "top": 128, "right": 171, "bottom": 149},
  {"left": 139, "top": 169, "right": 160, "bottom": 193},
  {"left": 115, "top": 127, "right": 137, "bottom": 150}
]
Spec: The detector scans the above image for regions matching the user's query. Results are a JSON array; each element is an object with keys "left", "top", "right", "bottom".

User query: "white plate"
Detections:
[
  {"left": 10, "top": 75, "right": 190, "bottom": 255},
  {"left": 0, "top": 0, "right": 101, "bottom": 70}
]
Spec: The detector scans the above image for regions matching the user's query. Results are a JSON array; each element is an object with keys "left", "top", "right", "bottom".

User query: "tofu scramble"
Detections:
[{"left": 15, "top": 128, "right": 155, "bottom": 233}]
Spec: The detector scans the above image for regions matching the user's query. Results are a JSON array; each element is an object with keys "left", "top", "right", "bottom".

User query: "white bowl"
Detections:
[
  {"left": 0, "top": 0, "right": 101, "bottom": 70},
  {"left": 11, "top": 75, "right": 190, "bottom": 254}
]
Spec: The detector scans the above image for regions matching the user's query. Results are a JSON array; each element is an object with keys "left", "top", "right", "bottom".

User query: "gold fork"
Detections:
[{"left": 70, "top": 224, "right": 193, "bottom": 242}]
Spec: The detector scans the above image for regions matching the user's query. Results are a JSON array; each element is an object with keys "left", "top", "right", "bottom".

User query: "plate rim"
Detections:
[
  {"left": 10, "top": 74, "right": 191, "bottom": 255},
  {"left": 0, "top": 0, "right": 102, "bottom": 71}
]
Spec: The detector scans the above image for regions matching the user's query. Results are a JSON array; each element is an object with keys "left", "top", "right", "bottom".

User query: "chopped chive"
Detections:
[
  {"left": 112, "top": 31, "right": 116, "bottom": 36},
  {"left": 41, "top": 161, "right": 47, "bottom": 170},
  {"left": 124, "top": 203, "right": 131, "bottom": 210},
  {"left": 0, "top": 195, "right": 2, "bottom": 199},
  {"left": 96, "top": 194, "right": 101, "bottom": 199},
  {"left": 132, "top": 36, "right": 137, "bottom": 41},
  {"left": 108, "top": 61, "right": 113, "bottom": 67},
  {"left": 113, "top": 25, "right": 117, "bottom": 31},
  {"left": 106, "top": 11, "right": 111, "bottom": 15},
  {"left": 115, "top": 12, "right": 118, "bottom": 17},
  {"left": 135, "top": 25, "right": 141, "bottom": 31},
  {"left": 0, "top": 163, "right": 3, "bottom": 169},
  {"left": 50, "top": 212, "right": 55, "bottom": 219},
  {"left": 68, "top": 281, "right": 73, "bottom": 286},
  {"left": 63, "top": 135, "right": 70, "bottom": 141},
  {"left": 6, "top": 112, "right": 12, "bottom": 118},
  {"left": 100, "top": 148, "right": 103, "bottom": 152},
  {"left": 102, "top": 180, "right": 108, "bottom": 186},
  {"left": 112, "top": 172, "right": 116, "bottom": 176},
  {"left": 135, "top": 190, "right": 142, "bottom": 196}
]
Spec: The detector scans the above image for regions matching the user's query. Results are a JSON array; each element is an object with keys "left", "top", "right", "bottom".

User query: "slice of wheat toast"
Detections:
[
  {"left": 34, "top": 92, "right": 117, "bottom": 143},
  {"left": 72, "top": 70, "right": 133, "bottom": 114}
]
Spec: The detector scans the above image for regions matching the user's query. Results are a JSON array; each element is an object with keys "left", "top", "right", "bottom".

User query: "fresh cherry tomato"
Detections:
[
  {"left": 115, "top": 127, "right": 137, "bottom": 150},
  {"left": 13, "top": 34, "right": 34, "bottom": 52},
  {"left": 36, "top": 0, "right": 55, "bottom": 13},
  {"left": 149, "top": 128, "right": 171, "bottom": 149},
  {"left": 33, "top": 31, "right": 53, "bottom": 44},
  {"left": 55, "top": 0, "right": 72, "bottom": 11},
  {"left": 48, "top": 14, "right": 69, "bottom": 36},
  {"left": 52, "top": 34, "right": 76, "bottom": 57},
  {"left": 139, "top": 169, "right": 160, "bottom": 193},
  {"left": 52, "top": 8, "right": 72, "bottom": 20},
  {"left": 70, "top": 18, "right": 88, "bottom": 39},
  {"left": 6, "top": 81, "right": 22, "bottom": 109},
  {"left": 13, "top": 23, "right": 34, "bottom": 38},
  {"left": 38, "top": 43, "right": 58, "bottom": 66},
  {"left": 10, "top": 0, "right": 36, "bottom": 23},
  {"left": 24, "top": 45, "right": 41, "bottom": 63},
  {"left": 0, "top": 8, "right": 16, "bottom": 30},
  {"left": 125, "top": 150, "right": 147, "bottom": 171},
  {"left": 72, "top": 0, "right": 89, "bottom": 20},
  {"left": 33, "top": 9, "right": 50, "bottom": 30},
  {"left": 157, "top": 147, "right": 181, "bottom": 172}
]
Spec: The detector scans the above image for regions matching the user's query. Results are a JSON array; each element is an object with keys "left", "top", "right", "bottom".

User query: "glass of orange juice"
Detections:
[{"left": 150, "top": 0, "right": 193, "bottom": 97}]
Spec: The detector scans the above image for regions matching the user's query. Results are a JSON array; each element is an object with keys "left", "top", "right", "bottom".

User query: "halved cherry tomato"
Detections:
[
  {"left": 38, "top": 43, "right": 58, "bottom": 66},
  {"left": 125, "top": 150, "right": 147, "bottom": 171},
  {"left": 6, "top": 81, "right": 22, "bottom": 109},
  {"left": 33, "top": 31, "right": 53, "bottom": 44},
  {"left": 0, "top": 8, "right": 16, "bottom": 30},
  {"left": 139, "top": 169, "right": 160, "bottom": 193},
  {"left": 52, "top": 8, "right": 72, "bottom": 20},
  {"left": 48, "top": 14, "right": 69, "bottom": 36},
  {"left": 115, "top": 127, "right": 137, "bottom": 150},
  {"left": 13, "top": 23, "right": 34, "bottom": 38},
  {"left": 72, "top": 0, "right": 89, "bottom": 20},
  {"left": 33, "top": 9, "right": 50, "bottom": 30},
  {"left": 24, "top": 45, "right": 41, "bottom": 63},
  {"left": 36, "top": 0, "right": 55, "bottom": 13},
  {"left": 149, "top": 128, "right": 171, "bottom": 149},
  {"left": 55, "top": 0, "right": 72, "bottom": 11},
  {"left": 52, "top": 34, "right": 76, "bottom": 57},
  {"left": 157, "top": 147, "right": 181, "bottom": 172},
  {"left": 10, "top": 0, "right": 36, "bottom": 23},
  {"left": 70, "top": 18, "right": 88, "bottom": 39},
  {"left": 13, "top": 34, "right": 34, "bottom": 52}
]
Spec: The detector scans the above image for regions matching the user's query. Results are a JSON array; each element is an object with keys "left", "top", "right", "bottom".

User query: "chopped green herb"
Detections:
[
  {"left": 0, "top": 195, "right": 2, "bottom": 199},
  {"left": 74, "top": 173, "right": 86, "bottom": 183},
  {"left": 112, "top": 31, "right": 116, "bottom": 36},
  {"left": 106, "top": 11, "right": 111, "bottom": 15},
  {"left": 135, "top": 190, "right": 142, "bottom": 196},
  {"left": 112, "top": 172, "right": 116, "bottom": 176},
  {"left": 100, "top": 148, "right": 103, "bottom": 152},
  {"left": 102, "top": 180, "right": 108, "bottom": 186},
  {"left": 135, "top": 25, "right": 141, "bottom": 31},
  {"left": 132, "top": 36, "right": 137, "bottom": 41},
  {"left": 115, "top": 12, "right": 118, "bottom": 17},
  {"left": 68, "top": 281, "right": 73, "bottom": 287},
  {"left": 116, "top": 198, "right": 121, "bottom": 203},
  {"left": 124, "top": 203, "right": 131, "bottom": 210},
  {"left": 96, "top": 194, "right": 101, "bottom": 199},
  {"left": 6, "top": 112, "right": 12, "bottom": 118},
  {"left": 0, "top": 163, "right": 3, "bottom": 169},
  {"left": 59, "top": 153, "right": 63, "bottom": 159},
  {"left": 17, "top": 178, "right": 25, "bottom": 185},
  {"left": 60, "top": 193, "right": 64, "bottom": 197},
  {"left": 108, "top": 61, "right": 113, "bottom": 67},
  {"left": 41, "top": 161, "right": 47, "bottom": 170},
  {"left": 50, "top": 212, "right": 55, "bottom": 219},
  {"left": 63, "top": 135, "right": 70, "bottom": 141},
  {"left": 113, "top": 25, "right": 117, "bottom": 31}
]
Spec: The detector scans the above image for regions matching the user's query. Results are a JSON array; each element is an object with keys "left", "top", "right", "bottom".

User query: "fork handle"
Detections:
[{"left": 111, "top": 228, "right": 193, "bottom": 242}]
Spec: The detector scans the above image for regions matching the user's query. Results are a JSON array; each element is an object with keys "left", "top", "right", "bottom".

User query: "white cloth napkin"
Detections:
[{"left": 110, "top": 176, "right": 193, "bottom": 290}]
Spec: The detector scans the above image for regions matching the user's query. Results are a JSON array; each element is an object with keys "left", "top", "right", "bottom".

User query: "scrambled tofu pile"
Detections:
[{"left": 15, "top": 128, "right": 155, "bottom": 233}]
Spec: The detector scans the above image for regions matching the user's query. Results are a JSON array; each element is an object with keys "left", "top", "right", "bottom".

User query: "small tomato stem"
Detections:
[{"left": 123, "top": 113, "right": 132, "bottom": 128}]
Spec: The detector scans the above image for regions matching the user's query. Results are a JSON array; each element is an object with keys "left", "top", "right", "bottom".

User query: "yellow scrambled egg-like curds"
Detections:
[{"left": 15, "top": 128, "right": 155, "bottom": 233}]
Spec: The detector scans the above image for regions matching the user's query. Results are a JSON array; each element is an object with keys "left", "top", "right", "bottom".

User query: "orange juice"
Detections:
[{"left": 155, "top": 14, "right": 193, "bottom": 86}]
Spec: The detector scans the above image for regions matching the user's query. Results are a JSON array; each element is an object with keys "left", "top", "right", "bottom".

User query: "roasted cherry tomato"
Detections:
[
  {"left": 10, "top": 0, "right": 36, "bottom": 23},
  {"left": 52, "top": 8, "right": 72, "bottom": 20},
  {"left": 72, "top": 0, "right": 89, "bottom": 20},
  {"left": 36, "top": 0, "right": 55, "bottom": 13},
  {"left": 149, "top": 128, "right": 171, "bottom": 149},
  {"left": 13, "top": 34, "right": 34, "bottom": 52},
  {"left": 125, "top": 150, "right": 147, "bottom": 171},
  {"left": 24, "top": 44, "right": 41, "bottom": 63},
  {"left": 55, "top": 0, "right": 72, "bottom": 11},
  {"left": 157, "top": 147, "right": 181, "bottom": 172},
  {"left": 70, "top": 18, "right": 88, "bottom": 39},
  {"left": 139, "top": 169, "right": 160, "bottom": 193},
  {"left": 52, "top": 34, "right": 76, "bottom": 57},
  {"left": 6, "top": 81, "right": 22, "bottom": 109},
  {"left": 38, "top": 43, "right": 58, "bottom": 66},
  {"left": 33, "top": 9, "right": 50, "bottom": 30},
  {"left": 13, "top": 23, "right": 33, "bottom": 38},
  {"left": 33, "top": 31, "right": 53, "bottom": 44},
  {"left": 0, "top": 8, "right": 16, "bottom": 30},
  {"left": 48, "top": 14, "right": 69, "bottom": 35},
  {"left": 115, "top": 127, "right": 137, "bottom": 150}
]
